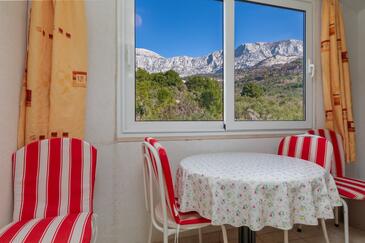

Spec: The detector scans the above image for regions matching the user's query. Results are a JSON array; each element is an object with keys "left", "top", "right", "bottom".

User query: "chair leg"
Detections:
[
  {"left": 148, "top": 222, "right": 153, "bottom": 243},
  {"left": 163, "top": 225, "right": 169, "bottom": 243},
  {"left": 92, "top": 214, "right": 98, "bottom": 243},
  {"left": 284, "top": 230, "right": 289, "bottom": 243},
  {"left": 335, "top": 207, "right": 339, "bottom": 227},
  {"left": 198, "top": 228, "right": 203, "bottom": 243},
  {"left": 297, "top": 224, "right": 302, "bottom": 232},
  {"left": 221, "top": 225, "right": 228, "bottom": 243},
  {"left": 341, "top": 198, "right": 349, "bottom": 243},
  {"left": 320, "top": 219, "right": 330, "bottom": 243}
]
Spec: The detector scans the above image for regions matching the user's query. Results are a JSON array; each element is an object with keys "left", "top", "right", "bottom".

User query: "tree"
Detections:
[
  {"left": 240, "top": 83, "right": 264, "bottom": 98},
  {"left": 164, "top": 70, "right": 183, "bottom": 87},
  {"left": 135, "top": 68, "right": 223, "bottom": 121},
  {"left": 136, "top": 68, "right": 150, "bottom": 82},
  {"left": 157, "top": 88, "right": 173, "bottom": 104},
  {"left": 200, "top": 90, "right": 215, "bottom": 109},
  {"left": 150, "top": 70, "right": 183, "bottom": 87}
]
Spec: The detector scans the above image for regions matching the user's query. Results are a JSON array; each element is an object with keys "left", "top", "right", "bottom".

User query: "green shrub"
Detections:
[
  {"left": 135, "top": 69, "right": 223, "bottom": 121},
  {"left": 157, "top": 88, "right": 173, "bottom": 104},
  {"left": 240, "top": 83, "right": 264, "bottom": 98},
  {"left": 200, "top": 90, "right": 215, "bottom": 109}
]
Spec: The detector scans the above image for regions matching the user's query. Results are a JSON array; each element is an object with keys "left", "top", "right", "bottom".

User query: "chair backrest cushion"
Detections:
[
  {"left": 144, "top": 137, "right": 179, "bottom": 223},
  {"left": 12, "top": 138, "right": 97, "bottom": 221},
  {"left": 307, "top": 129, "right": 345, "bottom": 177},
  {"left": 278, "top": 135, "right": 333, "bottom": 172},
  {"left": 144, "top": 137, "right": 159, "bottom": 176}
]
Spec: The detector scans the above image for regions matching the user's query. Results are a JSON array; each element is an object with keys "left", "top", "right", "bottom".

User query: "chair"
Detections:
[
  {"left": 277, "top": 135, "right": 335, "bottom": 243},
  {"left": 307, "top": 128, "right": 363, "bottom": 243},
  {"left": 142, "top": 137, "right": 228, "bottom": 243},
  {"left": 0, "top": 138, "right": 97, "bottom": 242}
]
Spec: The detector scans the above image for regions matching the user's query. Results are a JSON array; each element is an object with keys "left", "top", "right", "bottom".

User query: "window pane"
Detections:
[
  {"left": 135, "top": 0, "right": 223, "bottom": 121},
  {"left": 234, "top": 1, "right": 305, "bottom": 121}
]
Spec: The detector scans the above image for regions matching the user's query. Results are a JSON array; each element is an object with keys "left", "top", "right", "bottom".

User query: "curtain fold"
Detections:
[
  {"left": 18, "top": 0, "right": 88, "bottom": 148},
  {"left": 321, "top": 0, "right": 356, "bottom": 162}
]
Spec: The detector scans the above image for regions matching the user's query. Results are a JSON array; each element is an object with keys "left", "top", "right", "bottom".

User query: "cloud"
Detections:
[{"left": 136, "top": 14, "right": 143, "bottom": 27}]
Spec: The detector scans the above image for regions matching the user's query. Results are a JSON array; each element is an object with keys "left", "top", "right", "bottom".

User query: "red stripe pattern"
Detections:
[
  {"left": 307, "top": 129, "right": 346, "bottom": 177},
  {"left": 0, "top": 138, "right": 97, "bottom": 242},
  {"left": 22, "top": 141, "right": 40, "bottom": 221},
  {"left": 69, "top": 139, "right": 83, "bottom": 214},
  {"left": 0, "top": 213, "right": 93, "bottom": 243},
  {"left": 277, "top": 135, "right": 334, "bottom": 172},
  {"left": 46, "top": 138, "right": 62, "bottom": 218},
  {"left": 306, "top": 129, "right": 365, "bottom": 200},
  {"left": 334, "top": 177, "right": 365, "bottom": 200},
  {"left": 145, "top": 137, "right": 211, "bottom": 225}
]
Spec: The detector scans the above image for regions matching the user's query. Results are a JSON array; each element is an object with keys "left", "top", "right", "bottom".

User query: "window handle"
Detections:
[{"left": 308, "top": 59, "right": 315, "bottom": 79}]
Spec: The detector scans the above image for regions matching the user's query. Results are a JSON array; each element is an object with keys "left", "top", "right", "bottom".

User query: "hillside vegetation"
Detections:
[
  {"left": 136, "top": 68, "right": 223, "bottom": 121},
  {"left": 135, "top": 58, "right": 304, "bottom": 121},
  {"left": 235, "top": 59, "right": 304, "bottom": 120}
]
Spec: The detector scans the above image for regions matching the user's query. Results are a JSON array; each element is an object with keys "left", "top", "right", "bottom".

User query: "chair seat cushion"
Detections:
[
  {"left": 155, "top": 202, "right": 211, "bottom": 228},
  {"left": 335, "top": 177, "right": 365, "bottom": 200},
  {"left": 0, "top": 213, "right": 94, "bottom": 243}
]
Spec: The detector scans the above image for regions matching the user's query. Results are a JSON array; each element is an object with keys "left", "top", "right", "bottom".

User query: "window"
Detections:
[
  {"left": 234, "top": 1, "right": 305, "bottom": 121},
  {"left": 118, "top": 0, "right": 314, "bottom": 135},
  {"left": 135, "top": 0, "right": 223, "bottom": 122}
]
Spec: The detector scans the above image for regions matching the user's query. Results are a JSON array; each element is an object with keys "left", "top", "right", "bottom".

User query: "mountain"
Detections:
[{"left": 136, "top": 39, "right": 303, "bottom": 77}]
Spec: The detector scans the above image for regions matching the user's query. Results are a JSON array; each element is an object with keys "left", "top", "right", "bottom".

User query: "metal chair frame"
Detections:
[{"left": 142, "top": 141, "right": 228, "bottom": 243}]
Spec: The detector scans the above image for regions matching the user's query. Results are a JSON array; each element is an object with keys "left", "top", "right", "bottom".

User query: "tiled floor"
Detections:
[{"left": 165, "top": 220, "right": 365, "bottom": 243}]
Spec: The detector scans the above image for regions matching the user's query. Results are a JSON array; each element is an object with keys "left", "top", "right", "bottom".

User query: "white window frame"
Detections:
[{"left": 117, "top": 0, "right": 315, "bottom": 137}]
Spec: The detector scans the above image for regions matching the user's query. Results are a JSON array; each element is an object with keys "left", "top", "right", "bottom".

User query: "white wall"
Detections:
[
  {"left": 349, "top": 8, "right": 365, "bottom": 179},
  {"left": 85, "top": 0, "right": 324, "bottom": 242},
  {"left": 343, "top": 0, "right": 365, "bottom": 179},
  {"left": 0, "top": 1, "right": 27, "bottom": 228},
  {"left": 357, "top": 9, "right": 365, "bottom": 172},
  {"left": 342, "top": 1, "right": 365, "bottom": 230},
  {"left": 0, "top": 0, "right": 343, "bottom": 241}
]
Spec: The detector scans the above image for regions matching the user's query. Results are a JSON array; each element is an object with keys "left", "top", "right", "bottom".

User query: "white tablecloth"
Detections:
[{"left": 176, "top": 152, "right": 341, "bottom": 231}]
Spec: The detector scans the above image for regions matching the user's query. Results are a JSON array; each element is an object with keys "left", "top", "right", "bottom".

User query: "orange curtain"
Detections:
[
  {"left": 321, "top": 0, "right": 356, "bottom": 162},
  {"left": 18, "top": 0, "right": 88, "bottom": 148}
]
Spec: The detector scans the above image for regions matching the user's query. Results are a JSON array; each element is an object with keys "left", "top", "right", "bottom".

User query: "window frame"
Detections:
[
  {"left": 225, "top": 0, "right": 314, "bottom": 131},
  {"left": 117, "top": 0, "right": 315, "bottom": 137}
]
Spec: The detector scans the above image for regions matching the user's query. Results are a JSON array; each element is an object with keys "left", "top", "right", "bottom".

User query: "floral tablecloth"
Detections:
[{"left": 176, "top": 152, "right": 341, "bottom": 231}]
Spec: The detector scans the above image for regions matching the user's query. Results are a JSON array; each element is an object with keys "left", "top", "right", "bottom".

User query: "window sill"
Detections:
[{"left": 115, "top": 129, "right": 308, "bottom": 142}]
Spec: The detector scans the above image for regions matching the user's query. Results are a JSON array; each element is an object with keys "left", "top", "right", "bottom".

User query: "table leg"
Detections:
[{"left": 238, "top": 226, "right": 256, "bottom": 243}]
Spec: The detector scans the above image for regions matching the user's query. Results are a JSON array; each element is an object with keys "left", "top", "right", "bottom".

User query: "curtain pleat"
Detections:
[
  {"left": 18, "top": 0, "right": 88, "bottom": 148},
  {"left": 321, "top": 0, "right": 356, "bottom": 162}
]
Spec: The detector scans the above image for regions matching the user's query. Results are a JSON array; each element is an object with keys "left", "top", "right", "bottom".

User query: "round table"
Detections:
[{"left": 176, "top": 152, "right": 341, "bottom": 243}]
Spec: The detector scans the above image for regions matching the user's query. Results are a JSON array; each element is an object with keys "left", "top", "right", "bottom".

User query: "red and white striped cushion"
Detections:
[
  {"left": 307, "top": 129, "right": 346, "bottom": 177},
  {"left": 155, "top": 201, "right": 210, "bottom": 227},
  {"left": 144, "top": 137, "right": 158, "bottom": 176},
  {"left": 0, "top": 213, "right": 94, "bottom": 243},
  {"left": 278, "top": 135, "right": 333, "bottom": 171},
  {"left": 307, "top": 129, "right": 365, "bottom": 200},
  {"left": 3, "top": 138, "right": 97, "bottom": 242},
  {"left": 145, "top": 137, "right": 210, "bottom": 226},
  {"left": 334, "top": 177, "right": 365, "bottom": 200},
  {"left": 145, "top": 138, "right": 180, "bottom": 221},
  {"left": 12, "top": 138, "right": 97, "bottom": 222}
]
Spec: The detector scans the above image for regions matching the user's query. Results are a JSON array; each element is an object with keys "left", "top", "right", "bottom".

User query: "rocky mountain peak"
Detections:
[{"left": 136, "top": 39, "right": 303, "bottom": 77}]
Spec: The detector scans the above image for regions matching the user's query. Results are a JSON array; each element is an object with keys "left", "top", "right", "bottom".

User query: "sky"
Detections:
[{"left": 136, "top": 0, "right": 304, "bottom": 58}]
